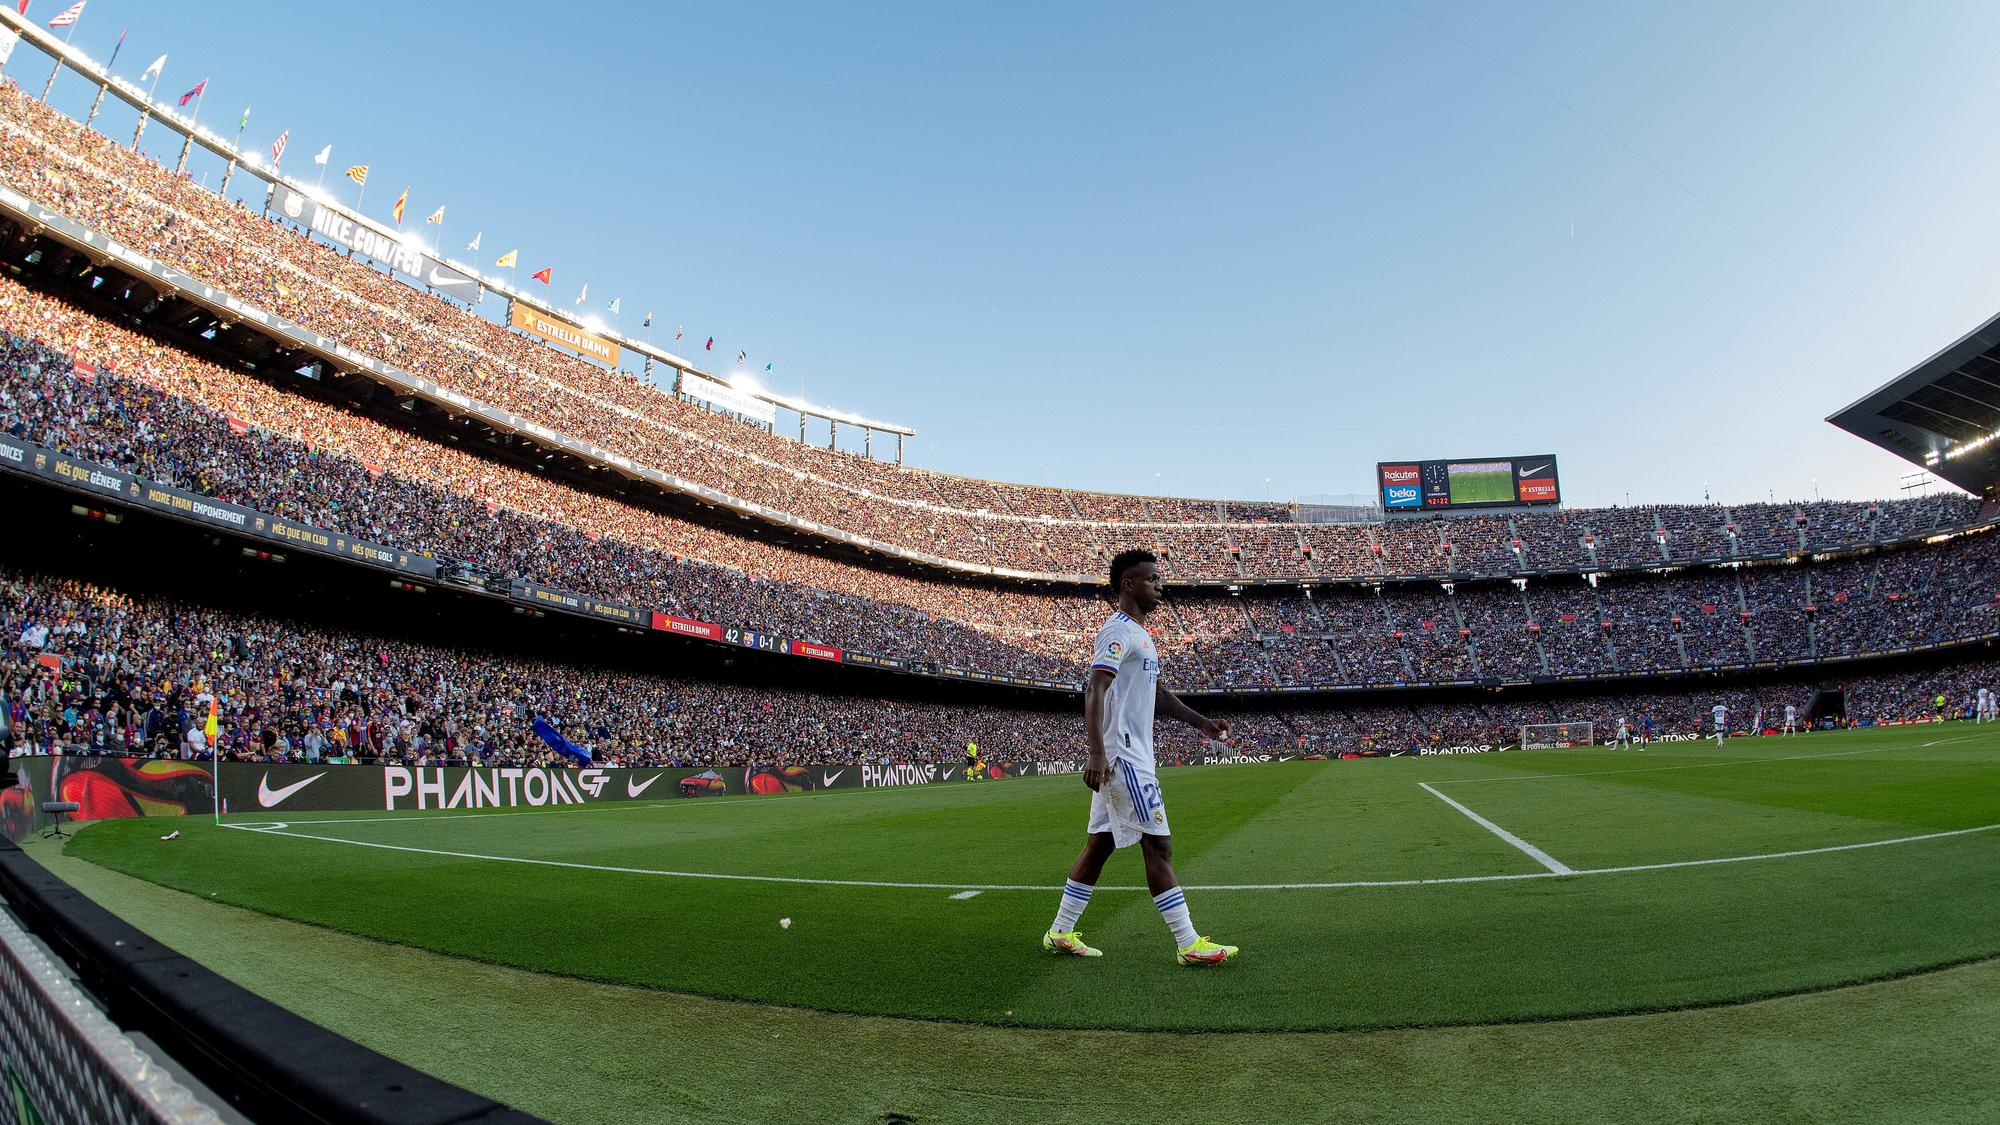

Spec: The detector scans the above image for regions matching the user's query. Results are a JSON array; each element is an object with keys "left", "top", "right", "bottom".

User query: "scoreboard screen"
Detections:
[{"left": 1377, "top": 455, "right": 1560, "bottom": 511}]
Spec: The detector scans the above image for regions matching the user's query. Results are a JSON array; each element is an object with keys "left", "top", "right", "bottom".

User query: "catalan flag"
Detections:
[
  {"left": 345, "top": 164, "right": 369, "bottom": 185},
  {"left": 425, "top": 205, "right": 446, "bottom": 224},
  {"left": 46, "top": 1, "right": 85, "bottom": 29},
  {"left": 391, "top": 186, "right": 409, "bottom": 225}
]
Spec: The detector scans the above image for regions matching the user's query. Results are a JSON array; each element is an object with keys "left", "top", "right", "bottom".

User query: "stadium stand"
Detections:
[
  {"left": 0, "top": 77, "right": 1983, "bottom": 589},
  {"left": 5, "top": 566, "right": 1995, "bottom": 769}
]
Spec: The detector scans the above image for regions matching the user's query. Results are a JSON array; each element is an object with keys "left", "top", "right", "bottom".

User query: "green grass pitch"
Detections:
[
  {"left": 45, "top": 723, "right": 2000, "bottom": 1121},
  {"left": 1447, "top": 464, "right": 1516, "bottom": 505}
]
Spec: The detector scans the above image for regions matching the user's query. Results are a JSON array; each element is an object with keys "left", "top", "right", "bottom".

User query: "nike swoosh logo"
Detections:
[
  {"left": 626, "top": 774, "right": 664, "bottom": 798},
  {"left": 821, "top": 770, "right": 844, "bottom": 786},
  {"left": 1518, "top": 463, "right": 1551, "bottom": 476},
  {"left": 428, "top": 266, "right": 472, "bottom": 287},
  {"left": 257, "top": 772, "right": 327, "bottom": 808}
]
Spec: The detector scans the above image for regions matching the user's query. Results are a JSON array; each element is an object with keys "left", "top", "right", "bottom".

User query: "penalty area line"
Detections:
[{"left": 1418, "top": 782, "right": 1572, "bottom": 875}]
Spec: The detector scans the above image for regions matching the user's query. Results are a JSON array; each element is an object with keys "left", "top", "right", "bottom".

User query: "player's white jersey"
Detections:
[
  {"left": 1712, "top": 704, "right": 1728, "bottom": 728},
  {"left": 1089, "top": 611, "right": 1161, "bottom": 768},
  {"left": 1785, "top": 705, "right": 1796, "bottom": 721}
]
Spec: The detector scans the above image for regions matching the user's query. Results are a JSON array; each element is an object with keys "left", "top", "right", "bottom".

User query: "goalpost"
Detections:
[{"left": 1520, "top": 722, "right": 1595, "bottom": 750}]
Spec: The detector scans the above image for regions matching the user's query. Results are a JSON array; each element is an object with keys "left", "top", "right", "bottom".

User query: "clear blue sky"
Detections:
[{"left": 25, "top": 1, "right": 2000, "bottom": 507}]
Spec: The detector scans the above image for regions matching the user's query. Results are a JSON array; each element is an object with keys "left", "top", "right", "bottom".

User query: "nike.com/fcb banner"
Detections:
[{"left": 270, "top": 183, "right": 482, "bottom": 301}]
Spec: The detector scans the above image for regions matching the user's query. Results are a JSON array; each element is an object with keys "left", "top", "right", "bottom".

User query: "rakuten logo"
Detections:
[{"left": 1380, "top": 464, "right": 1420, "bottom": 485}]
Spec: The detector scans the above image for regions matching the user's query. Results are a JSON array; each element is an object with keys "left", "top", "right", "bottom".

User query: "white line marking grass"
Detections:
[
  {"left": 1438, "top": 735, "right": 1994, "bottom": 787},
  {"left": 1418, "top": 782, "right": 1573, "bottom": 874},
  {"left": 948, "top": 890, "right": 982, "bottom": 900},
  {"left": 219, "top": 818, "right": 2000, "bottom": 893}
]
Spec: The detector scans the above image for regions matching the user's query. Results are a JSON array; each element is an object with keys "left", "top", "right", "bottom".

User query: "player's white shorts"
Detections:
[{"left": 1088, "top": 758, "right": 1169, "bottom": 847}]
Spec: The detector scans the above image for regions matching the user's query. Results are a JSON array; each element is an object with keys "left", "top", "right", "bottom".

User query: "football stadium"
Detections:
[{"left": 4, "top": 5, "right": 2000, "bottom": 1123}]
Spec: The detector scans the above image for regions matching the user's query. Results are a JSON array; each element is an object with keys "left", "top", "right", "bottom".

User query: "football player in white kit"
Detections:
[
  {"left": 1614, "top": 716, "right": 1633, "bottom": 750},
  {"left": 1712, "top": 702, "right": 1729, "bottom": 748},
  {"left": 1044, "top": 549, "right": 1238, "bottom": 965},
  {"left": 1783, "top": 703, "right": 1798, "bottom": 736},
  {"left": 1979, "top": 687, "right": 1992, "bottom": 724}
]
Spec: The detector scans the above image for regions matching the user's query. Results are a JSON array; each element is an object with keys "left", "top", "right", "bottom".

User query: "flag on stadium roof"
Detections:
[
  {"left": 736, "top": 350, "right": 746, "bottom": 363},
  {"left": 344, "top": 164, "right": 368, "bottom": 185},
  {"left": 466, "top": 231, "right": 481, "bottom": 251},
  {"left": 313, "top": 144, "right": 331, "bottom": 166},
  {"left": 643, "top": 310, "right": 653, "bottom": 328},
  {"left": 531, "top": 266, "right": 551, "bottom": 284},
  {"left": 270, "top": 129, "right": 289, "bottom": 167},
  {"left": 764, "top": 362, "right": 772, "bottom": 374},
  {"left": 238, "top": 105, "right": 250, "bottom": 129},
  {"left": 705, "top": 337, "right": 713, "bottom": 351},
  {"left": 14, "top": 3, "right": 27, "bottom": 17},
  {"left": 177, "top": 79, "right": 205, "bottom": 107},
  {"left": 575, "top": 283, "right": 588, "bottom": 304},
  {"left": 391, "top": 186, "right": 409, "bottom": 225},
  {"left": 495, "top": 248, "right": 518, "bottom": 268},
  {"left": 140, "top": 53, "right": 165, "bottom": 81},
  {"left": 425, "top": 205, "right": 446, "bottom": 224},
  {"left": 107, "top": 25, "right": 125, "bottom": 68},
  {"left": 608, "top": 297, "right": 621, "bottom": 315},
  {"left": 46, "top": 1, "right": 84, "bottom": 29},
  {"left": 675, "top": 326, "right": 683, "bottom": 340}
]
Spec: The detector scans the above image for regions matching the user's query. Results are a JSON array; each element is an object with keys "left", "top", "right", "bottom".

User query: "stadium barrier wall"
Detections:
[
  {"left": 0, "top": 899, "right": 226, "bottom": 1125},
  {"left": 2, "top": 751, "right": 1330, "bottom": 838},
  {"left": 0, "top": 838, "right": 546, "bottom": 1124}
]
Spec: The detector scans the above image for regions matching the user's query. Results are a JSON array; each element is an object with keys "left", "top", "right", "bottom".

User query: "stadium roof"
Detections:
[{"left": 1827, "top": 309, "right": 2000, "bottom": 497}]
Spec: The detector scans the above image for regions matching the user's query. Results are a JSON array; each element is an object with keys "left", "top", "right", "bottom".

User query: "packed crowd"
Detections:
[
  {"left": 6, "top": 278, "right": 2000, "bottom": 692},
  {"left": 0, "top": 79, "right": 1984, "bottom": 585},
  {"left": 3, "top": 567, "right": 1991, "bottom": 770}
]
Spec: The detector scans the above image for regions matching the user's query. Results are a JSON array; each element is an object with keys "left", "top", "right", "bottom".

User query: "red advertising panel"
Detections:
[
  {"left": 790, "top": 640, "right": 844, "bottom": 662},
  {"left": 1517, "top": 475, "right": 1559, "bottom": 503},
  {"left": 651, "top": 612, "right": 723, "bottom": 641}
]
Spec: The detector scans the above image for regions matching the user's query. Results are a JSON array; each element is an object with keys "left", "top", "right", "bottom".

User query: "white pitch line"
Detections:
[
  {"left": 1417, "top": 782, "right": 1573, "bottom": 874},
  {"left": 948, "top": 890, "right": 982, "bottom": 900},
  {"left": 216, "top": 818, "right": 2000, "bottom": 890}
]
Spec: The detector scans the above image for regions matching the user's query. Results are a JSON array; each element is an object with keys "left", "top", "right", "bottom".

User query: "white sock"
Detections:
[
  {"left": 1154, "top": 886, "right": 1198, "bottom": 948},
  {"left": 1051, "top": 879, "right": 1093, "bottom": 934}
]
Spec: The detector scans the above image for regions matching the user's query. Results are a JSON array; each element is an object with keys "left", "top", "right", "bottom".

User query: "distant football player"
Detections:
[
  {"left": 1979, "top": 688, "right": 1992, "bottom": 724},
  {"left": 1044, "top": 549, "right": 1237, "bottom": 966},
  {"left": 1712, "top": 702, "right": 1728, "bottom": 748},
  {"left": 965, "top": 741, "right": 981, "bottom": 782},
  {"left": 1614, "top": 716, "right": 1632, "bottom": 750},
  {"left": 1783, "top": 703, "right": 1798, "bottom": 736}
]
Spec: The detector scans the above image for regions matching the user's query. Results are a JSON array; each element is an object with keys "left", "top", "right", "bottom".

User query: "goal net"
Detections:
[{"left": 1520, "top": 722, "right": 1594, "bottom": 750}]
